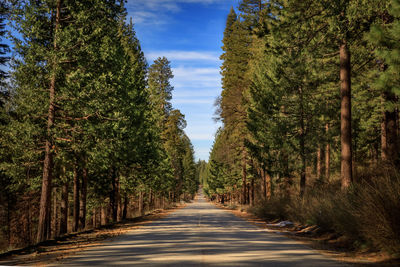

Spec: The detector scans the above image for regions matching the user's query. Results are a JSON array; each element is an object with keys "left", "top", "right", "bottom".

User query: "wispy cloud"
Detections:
[
  {"left": 147, "top": 51, "right": 220, "bottom": 62},
  {"left": 171, "top": 67, "right": 221, "bottom": 89},
  {"left": 172, "top": 98, "right": 213, "bottom": 104},
  {"left": 185, "top": 123, "right": 221, "bottom": 140},
  {"left": 188, "top": 133, "right": 214, "bottom": 141},
  {"left": 129, "top": 11, "right": 163, "bottom": 25},
  {"left": 126, "top": 0, "right": 230, "bottom": 26},
  {"left": 173, "top": 88, "right": 220, "bottom": 98}
]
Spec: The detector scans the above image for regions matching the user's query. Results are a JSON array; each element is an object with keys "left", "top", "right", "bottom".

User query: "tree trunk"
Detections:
[
  {"left": 92, "top": 208, "right": 97, "bottom": 228},
  {"left": 381, "top": 117, "right": 387, "bottom": 160},
  {"left": 382, "top": 91, "right": 399, "bottom": 164},
  {"left": 101, "top": 205, "right": 107, "bottom": 225},
  {"left": 37, "top": 0, "right": 61, "bottom": 244},
  {"left": 265, "top": 172, "right": 272, "bottom": 200},
  {"left": 250, "top": 178, "right": 254, "bottom": 206},
  {"left": 52, "top": 187, "right": 58, "bottom": 238},
  {"left": 79, "top": 165, "right": 87, "bottom": 230},
  {"left": 122, "top": 194, "right": 128, "bottom": 220},
  {"left": 6, "top": 195, "right": 11, "bottom": 246},
  {"left": 282, "top": 152, "right": 291, "bottom": 198},
  {"left": 299, "top": 87, "right": 306, "bottom": 197},
  {"left": 261, "top": 168, "right": 266, "bottom": 200},
  {"left": 46, "top": 192, "right": 52, "bottom": 240},
  {"left": 139, "top": 191, "right": 145, "bottom": 216},
  {"left": 340, "top": 41, "right": 353, "bottom": 189},
  {"left": 241, "top": 151, "right": 247, "bottom": 204},
  {"left": 59, "top": 180, "right": 68, "bottom": 235},
  {"left": 72, "top": 164, "right": 79, "bottom": 232},
  {"left": 110, "top": 169, "right": 118, "bottom": 222},
  {"left": 27, "top": 197, "right": 32, "bottom": 244},
  {"left": 148, "top": 188, "right": 153, "bottom": 211},
  {"left": 325, "top": 124, "right": 330, "bottom": 181},
  {"left": 396, "top": 106, "right": 399, "bottom": 139},
  {"left": 317, "top": 146, "right": 322, "bottom": 180},
  {"left": 117, "top": 177, "right": 122, "bottom": 221}
]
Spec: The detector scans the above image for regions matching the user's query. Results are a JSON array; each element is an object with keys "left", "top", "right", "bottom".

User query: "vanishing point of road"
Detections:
[{"left": 58, "top": 191, "right": 346, "bottom": 267}]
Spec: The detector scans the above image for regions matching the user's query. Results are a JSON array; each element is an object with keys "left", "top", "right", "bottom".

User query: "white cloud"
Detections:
[
  {"left": 173, "top": 67, "right": 218, "bottom": 75},
  {"left": 126, "top": 0, "right": 230, "bottom": 26},
  {"left": 173, "top": 88, "right": 220, "bottom": 98},
  {"left": 147, "top": 51, "right": 220, "bottom": 62},
  {"left": 172, "top": 67, "right": 220, "bottom": 82},
  {"left": 127, "top": 0, "right": 225, "bottom": 11},
  {"left": 185, "top": 123, "right": 221, "bottom": 140},
  {"left": 188, "top": 133, "right": 214, "bottom": 141},
  {"left": 129, "top": 11, "right": 163, "bottom": 25},
  {"left": 172, "top": 98, "right": 213, "bottom": 104}
]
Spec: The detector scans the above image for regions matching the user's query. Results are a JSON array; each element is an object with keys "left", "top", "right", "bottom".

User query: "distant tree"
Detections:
[
  {"left": 195, "top": 160, "right": 208, "bottom": 185},
  {"left": 148, "top": 57, "right": 174, "bottom": 120}
]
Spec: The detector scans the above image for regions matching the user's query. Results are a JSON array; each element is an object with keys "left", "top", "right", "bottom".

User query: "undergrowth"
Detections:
[{"left": 250, "top": 165, "right": 400, "bottom": 255}]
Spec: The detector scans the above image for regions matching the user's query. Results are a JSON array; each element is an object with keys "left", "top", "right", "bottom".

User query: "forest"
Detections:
[
  {"left": 203, "top": 0, "right": 400, "bottom": 255},
  {"left": 0, "top": 0, "right": 199, "bottom": 251}
]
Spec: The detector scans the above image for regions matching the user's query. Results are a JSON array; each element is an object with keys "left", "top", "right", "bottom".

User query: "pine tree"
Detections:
[
  {"left": 219, "top": 7, "right": 253, "bottom": 204},
  {"left": 238, "top": 0, "right": 266, "bottom": 31},
  {"left": 368, "top": 0, "right": 400, "bottom": 165},
  {"left": 0, "top": 1, "right": 9, "bottom": 86},
  {"left": 148, "top": 57, "right": 174, "bottom": 121},
  {"left": 162, "top": 109, "right": 187, "bottom": 200}
]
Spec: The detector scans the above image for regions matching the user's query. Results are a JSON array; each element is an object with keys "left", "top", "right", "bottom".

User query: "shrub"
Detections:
[
  {"left": 250, "top": 166, "right": 400, "bottom": 254},
  {"left": 249, "top": 196, "right": 290, "bottom": 221},
  {"left": 287, "top": 191, "right": 337, "bottom": 230},
  {"left": 354, "top": 172, "right": 400, "bottom": 254}
]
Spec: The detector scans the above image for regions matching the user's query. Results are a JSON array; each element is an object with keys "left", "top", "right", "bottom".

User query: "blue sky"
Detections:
[{"left": 126, "top": 0, "right": 238, "bottom": 161}]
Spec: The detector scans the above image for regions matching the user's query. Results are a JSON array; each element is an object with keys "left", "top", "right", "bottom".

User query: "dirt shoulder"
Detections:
[
  {"left": 213, "top": 202, "right": 400, "bottom": 267},
  {"left": 0, "top": 204, "right": 185, "bottom": 266}
]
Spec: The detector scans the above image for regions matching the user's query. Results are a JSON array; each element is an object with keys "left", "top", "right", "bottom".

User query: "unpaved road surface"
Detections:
[{"left": 56, "top": 192, "right": 346, "bottom": 266}]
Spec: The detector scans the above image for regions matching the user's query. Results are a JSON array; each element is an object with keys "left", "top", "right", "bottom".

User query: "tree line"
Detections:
[
  {"left": 0, "top": 0, "right": 198, "bottom": 251},
  {"left": 204, "top": 0, "right": 400, "bottom": 253}
]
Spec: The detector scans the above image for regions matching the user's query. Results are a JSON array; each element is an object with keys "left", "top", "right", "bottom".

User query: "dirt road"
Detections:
[{"left": 57, "top": 192, "right": 346, "bottom": 266}]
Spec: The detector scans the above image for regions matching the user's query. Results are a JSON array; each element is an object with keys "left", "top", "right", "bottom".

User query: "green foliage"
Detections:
[
  {"left": 148, "top": 57, "right": 174, "bottom": 118},
  {"left": 368, "top": 0, "right": 400, "bottom": 100},
  {"left": 195, "top": 160, "right": 207, "bottom": 185},
  {"left": 147, "top": 57, "right": 197, "bottom": 200}
]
